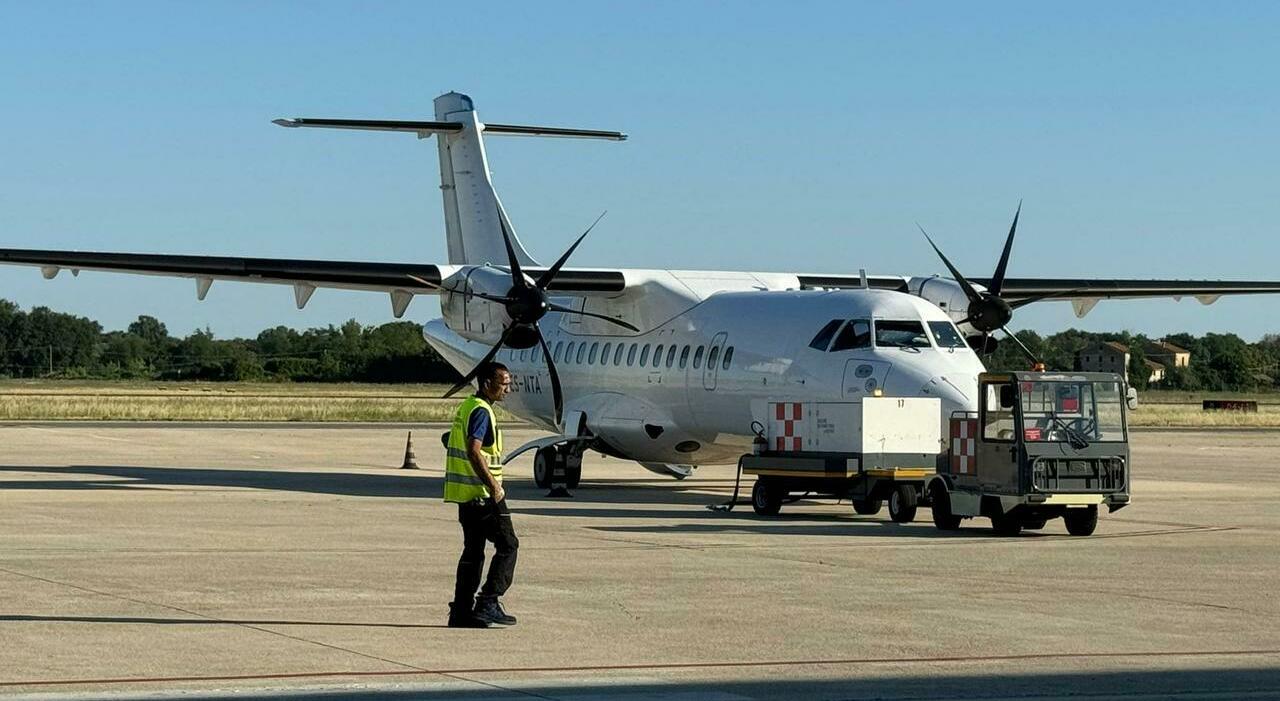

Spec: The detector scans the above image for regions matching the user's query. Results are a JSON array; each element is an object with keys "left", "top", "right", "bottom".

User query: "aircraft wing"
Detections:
[
  {"left": 795, "top": 272, "right": 1280, "bottom": 311},
  {"left": 980, "top": 278, "right": 1280, "bottom": 303},
  {"left": 0, "top": 248, "right": 626, "bottom": 313}
]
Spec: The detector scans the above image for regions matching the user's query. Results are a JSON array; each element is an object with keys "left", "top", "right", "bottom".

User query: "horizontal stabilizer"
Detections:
[{"left": 273, "top": 118, "right": 625, "bottom": 141}]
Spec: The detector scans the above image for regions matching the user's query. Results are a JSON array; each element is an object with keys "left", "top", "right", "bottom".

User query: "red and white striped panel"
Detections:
[
  {"left": 950, "top": 418, "right": 978, "bottom": 475},
  {"left": 771, "top": 402, "right": 804, "bottom": 452}
]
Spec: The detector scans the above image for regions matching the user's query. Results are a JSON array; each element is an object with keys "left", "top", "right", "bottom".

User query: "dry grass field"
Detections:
[
  {"left": 1, "top": 380, "right": 1278, "bottom": 426},
  {"left": 0, "top": 380, "right": 505, "bottom": 423}
]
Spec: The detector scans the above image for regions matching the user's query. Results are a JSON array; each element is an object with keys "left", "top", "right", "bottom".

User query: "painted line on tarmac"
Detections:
[{"left": 4, "top": 649, "right": 1280, "bottom": 690}]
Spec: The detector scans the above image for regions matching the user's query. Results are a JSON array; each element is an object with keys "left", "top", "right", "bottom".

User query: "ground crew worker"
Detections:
[{"left": 444, "top": 362, "right": 519, "bottom": 628}]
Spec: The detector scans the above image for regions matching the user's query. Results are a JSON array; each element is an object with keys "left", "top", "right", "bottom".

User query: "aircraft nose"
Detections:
[{"left": 922, "top": 374, "right": 977, "bottom": 420}]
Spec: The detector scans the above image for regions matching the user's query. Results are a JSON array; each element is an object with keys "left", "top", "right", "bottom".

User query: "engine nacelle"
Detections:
[
  {"left": 440, "top": 266, "right": 518, "bottom": 345},
  {"left": 908, "top": 276, "right": 988, "bottom": 331}
]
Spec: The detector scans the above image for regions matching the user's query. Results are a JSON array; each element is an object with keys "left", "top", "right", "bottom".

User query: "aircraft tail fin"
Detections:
[{"left": 275, "top": 92, "right": 625, "bottom": 268}]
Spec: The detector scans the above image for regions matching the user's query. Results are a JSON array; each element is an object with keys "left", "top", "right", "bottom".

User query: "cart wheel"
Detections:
[
  {"left": 888, "top": 484, "right": 918, "bottom": 523},
  {"left": 930, "top": 484, "right": 962, "bottom": 530},
  {"left": 991, "top": 511, "right": 1023, "bottom": 536},
  {"left": 1063, "top": 506, "right": 1098, "bottom": 536},
  {"left": 852, "top": 498, "right": 882, "bottom": 516},
  {"left": 751, "top": 479, "right": 783, "bottom": 516}
]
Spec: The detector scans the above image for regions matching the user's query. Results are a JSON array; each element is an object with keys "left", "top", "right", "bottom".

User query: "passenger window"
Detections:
[
  {"left": 708, "top": 345, "right": 721, "bottom": 368},
  {"left": 576, "top": 343, "right": 587, "bottom": 364},
  {"left": 679, "top": 345, "right": 690, "bottom": 369},
  {"left": 722, "top": 346, "right": 734, "bottom": 370},
  {"left": 666, "top": 345, "right": 677, "bottom": 368},
  {"left": 602, "top": 343, "right": 612, "bottom": 365},
  {"left": 554, "top": 341, "right": 564, "bottom": 362},
  {"left": 639, "top": 344, "right": 650, "bottom": 366},
  {"left": 565, "top": 342, "right": 576, "bottom": 364},
  {"left": 627, "top": 344, "right": 638, "bottom": 366},
  {"left": 532, "top": 345, "right": 541, "bottom": 363},
  {"left": 809, "top": 319, "right": 843, "bottom": 351},
  {"left": 613, "top": 343, "right": 625, "bottom": 365},
  {"left": 983, "top": 383, "right": 1016, "bottom": 441},
  {"left": 830, "top": 320, "right": 871, "bottom": 351},
  {"left": 653, "top": 344, "right": 664, "bottom": 368},
  {"left": 693, "top": 346, "right": 705, "bottom": 369},
  {"left": 588, "top": 342, "right": 599, "bottom": 364}
]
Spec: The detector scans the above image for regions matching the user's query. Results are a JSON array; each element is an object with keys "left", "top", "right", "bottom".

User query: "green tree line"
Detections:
[
  {"left": 986, "top": 328, "right": 1280, "bottom": 392},
  {"left": 0, "top": 299, "right": 460, "bottom": 382}
]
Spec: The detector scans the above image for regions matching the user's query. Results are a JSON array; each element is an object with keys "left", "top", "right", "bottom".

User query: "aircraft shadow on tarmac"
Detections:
[
  {"left": 8, "top": 667, "right": 1276, "bottom": 700},
  {"left": 0, "top": 464, "right": 738, "bottom": 507},
  {"left": 0, "top": 614, "right": 448, "bottom": 629},
  {"left": 0, "top": 465, "right": 441, "bottom": 498}
]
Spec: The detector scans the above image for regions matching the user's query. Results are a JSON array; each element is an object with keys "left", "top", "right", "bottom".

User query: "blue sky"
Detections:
[{"left": 2, "top": 1, "right": 1278, "bottom": 339}]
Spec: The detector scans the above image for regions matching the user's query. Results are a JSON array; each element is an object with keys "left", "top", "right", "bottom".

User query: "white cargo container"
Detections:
[{"left": 766, "top": 397, "right": 941, "bottom": 456}]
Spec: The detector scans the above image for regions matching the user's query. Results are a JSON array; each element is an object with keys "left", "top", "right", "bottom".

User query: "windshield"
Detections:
[
  {"left": 1019, "top": 380, "right": 1126, "bottom": 443},
  {"left": 928, "top": 321, "right": 967, "bottom": 349},
  {"left": 875, "top": 320, "right": 931, "bottom": 349}
]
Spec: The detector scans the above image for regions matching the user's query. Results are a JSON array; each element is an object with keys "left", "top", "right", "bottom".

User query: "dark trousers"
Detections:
[{"left": 452, "top": 498, "right": 519, "bottom": 608}]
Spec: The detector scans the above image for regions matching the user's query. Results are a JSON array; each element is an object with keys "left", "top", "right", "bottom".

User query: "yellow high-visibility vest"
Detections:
[{"left": 444, "top": 395, "right": 503, "bottom": 503}]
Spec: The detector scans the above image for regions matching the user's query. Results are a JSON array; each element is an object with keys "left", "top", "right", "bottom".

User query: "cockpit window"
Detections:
[
  {"left": 830, "top": 319, "right": 871, "bottom": 351},
  {"left": 808, "top": 319, "right": 843, "bottom": 351},
  {"left": 928, "top": 321, "right": 967, "bottom": 349},
  {"left": 875, "top": 320, "right": 931, "bottom": 348}
]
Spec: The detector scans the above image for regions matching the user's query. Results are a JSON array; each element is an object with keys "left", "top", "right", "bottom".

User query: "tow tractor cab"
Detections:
[{"left": 928, "top": 370, "right": 1135, "bottom": 536}]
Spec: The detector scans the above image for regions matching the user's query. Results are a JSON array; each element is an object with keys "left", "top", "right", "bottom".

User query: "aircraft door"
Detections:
[
  {"left": 703, "top": 332, "right": 728, "bottom": 391},
  {"left": 841, "top": 359, "right": 891, "bottom": 399}
]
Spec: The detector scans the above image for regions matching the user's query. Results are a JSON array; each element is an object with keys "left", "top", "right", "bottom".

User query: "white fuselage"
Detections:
[{"left": 425, "top": 284, "right": 986, "bottom": 469}]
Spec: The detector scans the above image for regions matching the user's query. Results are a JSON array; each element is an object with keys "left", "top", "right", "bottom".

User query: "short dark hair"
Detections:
[{"left": 477, "top": 362, "right": 509, "bottom": 387}]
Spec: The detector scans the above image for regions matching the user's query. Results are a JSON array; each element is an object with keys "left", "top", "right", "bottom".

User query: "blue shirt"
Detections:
[{"left": 467, "top": 399, "right": 495, "bottom": 447}]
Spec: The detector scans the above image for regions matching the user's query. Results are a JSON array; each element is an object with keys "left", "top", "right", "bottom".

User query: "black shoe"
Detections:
[
  {"left": 474, "top": 598, "right": 517, "bottom": 626},
  {"left": 448, "top": 602, "right": 491, "bottom": 628}
]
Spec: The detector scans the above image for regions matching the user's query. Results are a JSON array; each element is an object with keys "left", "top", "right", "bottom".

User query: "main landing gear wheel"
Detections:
[
  {"left": 751, "top": 479, "right": 783, "bottom": 516},
  {"left": 533, "top": 447, "right": 557, "bottom": 489},
  {"left": 930, "top": 484, "right": 962, "bottom": 531},
  {"left": 852, "top": 498, "right": 882, "bottom": 516},
  {"left": 1063, "top": 505, "right": 1099, "bottom": 536},
  {"left": 888, "top": 484, "right": 918, "bottom": 523},
  {"left": 564, "top": 457, "right": 582, "bottom": 489}
]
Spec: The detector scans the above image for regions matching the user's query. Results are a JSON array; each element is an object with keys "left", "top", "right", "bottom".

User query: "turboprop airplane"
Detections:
[{"left": 4, "top": 92, "right": 1280, "bottom": 485}]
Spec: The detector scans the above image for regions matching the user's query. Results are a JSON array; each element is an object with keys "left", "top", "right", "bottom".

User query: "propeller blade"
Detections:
[
  {"left": 918, "top": 224, "right": 984, "bottom": 304},
  {"left": 1007, "top": 288, "right": 1085, "bottom": 310},
  {"left": 546, "top": 301, "right": 640, "bottom": 332},
  {"left": 989, "top": 200, "right": 1022, "bottom": 296},
  {"left": 537, "top": 332, "right": 564, "bottom": 428},
  {"left": 1000, "top": 326, "right": 1040, "bottom": 366},
  {"left": 406, "top": 274, "right": 514, "bottom": 305},
  {"left": 443, "top": 325, "right": 516, "bottom": 399},
  {"left": 497, "top": 214, "right": 527, "bottom": 290},
  {"left": 536, "top": 211, "right": 606, "bottom": 290}
]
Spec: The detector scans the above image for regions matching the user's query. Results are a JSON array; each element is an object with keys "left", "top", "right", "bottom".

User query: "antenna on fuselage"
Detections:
[{"left": 858, "top": 269, "right": 869, "bottom": 289}]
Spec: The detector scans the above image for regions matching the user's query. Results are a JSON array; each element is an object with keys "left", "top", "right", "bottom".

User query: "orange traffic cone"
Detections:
[{"left": 401, "top": 431, "right": 419, "bottom": 470}]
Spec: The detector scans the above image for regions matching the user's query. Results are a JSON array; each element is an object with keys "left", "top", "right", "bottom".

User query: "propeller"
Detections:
[
  {"left": 920, "top": 202, "right": 1061, "bottom": 364},
  {"left": 414, "top": 211, "right": 638, "bottom": 428}
]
